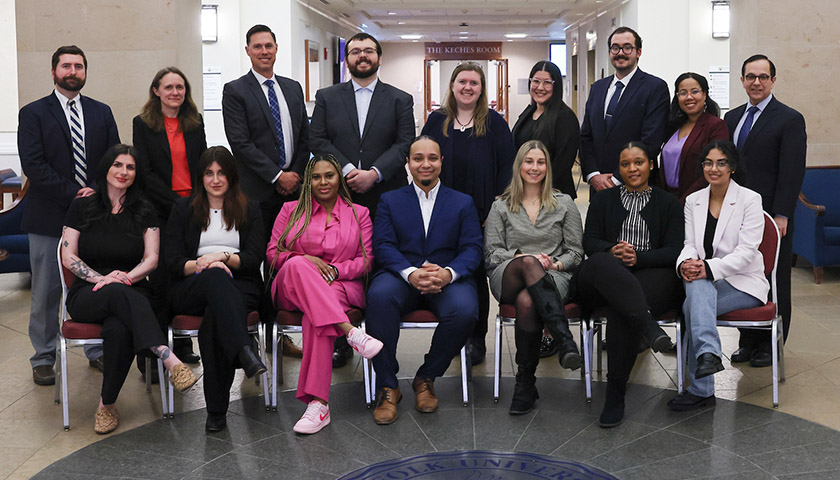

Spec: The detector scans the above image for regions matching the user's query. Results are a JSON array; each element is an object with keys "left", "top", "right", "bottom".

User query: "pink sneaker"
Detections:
[
  {"left": 293, "top": 401, "right": 330, "bottom": 434},
  {"left": 347, "top": 327, "right": 383, "bottom": 359}
]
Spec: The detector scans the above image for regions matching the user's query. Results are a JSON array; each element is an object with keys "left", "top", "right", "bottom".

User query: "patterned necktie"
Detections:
[
  {"left": 605, "top": 81, "right": 624, "bottom": 129},
  {"left": 263, "top": 79, "right": 287, "bottom": 168},
  {"left": 68, "top": 99, "right": 86, "bottom": 186},
  {"left": 736, "top": 106, "right": 760, "bottom": 151}
]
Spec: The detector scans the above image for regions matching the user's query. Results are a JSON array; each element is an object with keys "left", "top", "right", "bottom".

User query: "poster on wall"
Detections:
[
  {"left": 708, "top": 65, "right": 729, "bottom": 110},
  {"left": 203, "top": 67, "right": 222, "bottom": 111}
]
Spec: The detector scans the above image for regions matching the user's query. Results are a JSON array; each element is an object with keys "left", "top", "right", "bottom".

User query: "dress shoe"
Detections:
[
  {"left": 373, "top": 387, "right": 402, "bottom": 425},
  {"left": 509, "top": 381, "right": 539, "bottom": 415},
  {"left": 94, "top": 404, "right": 119, "bottom": 434},
  {"left": 695, "top": 353, "right": 724, "bottom": 379},
  {"left": 205, "top": 412, "right": 227, "bottom": 432},
  {"left": 730, "top": 347, "right": 754, "bottom": 363},
  {"left": 749, "top": 351, "right": 772, "bottom": 368},
  {"left": 168, "top": 363, "right": 198, "bottom": 392},
  {"left": 88, "top": 356, "right": 105, "bottom": 373},
  {"left": 538, "top": 335, "right": 558, "bottom": 358},
  {"left": 643, "top": 321, "right": 673, "bottom": 353},
  {"left": 32, "top": 365, "right": 55, "bottom": 386},
  {"left": 282, "top": 334, "right": 303, "bottom": 358},
  {"left": 174, "top": 338, "right": 201, "bottom": 364},
  {"left": 469, "top": 337, "right": 486, "bottom": 366},
  {"left": 346, "top": 327, "right": 384, "bottom": 359},
  {"left": 332, "top": 342, "right": 354, "bottom": 368},
  {"left": 293, "top": 401, "right": 331, "bottom": 434},
  {"left": 236, "top": 346, "right": 267, "bottom": 378},
  {"left": 412, "top": 376, "right": 438, "bottom": 413},
  {"left": 667, "top": 391, "right": 716, "bottom": 411}
]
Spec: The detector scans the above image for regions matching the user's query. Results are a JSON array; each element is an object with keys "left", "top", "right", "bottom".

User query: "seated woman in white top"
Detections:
[{"left": 668, "top": 140, "right": 769, "bottom": 411}]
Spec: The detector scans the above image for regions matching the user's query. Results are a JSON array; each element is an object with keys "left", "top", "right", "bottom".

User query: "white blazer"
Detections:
[{"left": 677, "top": 179, "right": 770, "bottom": 302}]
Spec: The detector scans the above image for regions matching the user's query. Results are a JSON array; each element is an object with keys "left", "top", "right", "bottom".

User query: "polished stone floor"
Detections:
[{"left": 29, "top": 377, "right": 840, "bottom": 479}]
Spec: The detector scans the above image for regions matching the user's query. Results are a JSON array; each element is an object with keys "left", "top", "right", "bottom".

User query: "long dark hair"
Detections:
[
  {"left": 139, "top": 66, "right": 202, "bottom": 133},
  {"left": 191, "top": 146, "right": 248, "bottom": 231},
  {"left": 667, "top": 72, "right": 721, "bottom": 134},
  {"left": 527, "top": 60, "right": 570, "bottom": 141},
  {"left": 79, "top": 144, "right": 153, "bottom": 235},
  {"left": 697, "top": 139, "right": 748, "bottom": 185}
]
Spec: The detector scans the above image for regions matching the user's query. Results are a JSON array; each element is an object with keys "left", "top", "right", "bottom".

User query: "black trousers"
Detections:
[
  {"left": 66, "top": 283, "right": 167, "bottom": 405},
  {"left": 170, "top": 268, "right": 258, "bottom": 415},
  {"left": 574, "top": 253, "right": 683, "bottom": 381},
  {"left": 470, "top": 260, "right": 491, "bottom": 340}
]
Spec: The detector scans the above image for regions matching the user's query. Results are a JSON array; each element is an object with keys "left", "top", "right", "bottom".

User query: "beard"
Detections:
[
  {"left": 420, "top": 178, "right": 433, "bottom": 187},
  {"left": 54, "top": 73, "right": 86, "bottom": 92},
  {"left": 348, "top": 59, "right": 379, "bottom": 79}
]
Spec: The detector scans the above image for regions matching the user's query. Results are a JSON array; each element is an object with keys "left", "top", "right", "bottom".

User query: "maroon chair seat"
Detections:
[
  {"left": 718, "top": 302, "right": 776, "bottom": 323},
  {"left": 172, "top": 311, "right": 261, "bottom": 331},
  {"left": 61, "top": 321, "right": 103, "bottom": 339}
]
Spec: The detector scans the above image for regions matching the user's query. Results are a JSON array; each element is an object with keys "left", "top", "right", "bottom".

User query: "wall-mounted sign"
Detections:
[{"left": 424, "top": 42, "right": 503, "bottom": 60}]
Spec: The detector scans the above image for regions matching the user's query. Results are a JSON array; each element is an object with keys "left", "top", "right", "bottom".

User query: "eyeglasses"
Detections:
[
  {"left": 677, "top": 88, "right": 703, "bottom": 98},
  {"left": 529, "top": 78, "right": 555, "bottom": 87},
  {"left": 701, "top": 160, "right": 730, "bottom": 170},
  {"left": 609, "top": 44, "right": 636, "bottom": 55},
  {"left": 744, "top": 73, "right": 772, "bottom": 83},
  {"left": 348, "top": 48, "right": 377, "bottom": 57}
]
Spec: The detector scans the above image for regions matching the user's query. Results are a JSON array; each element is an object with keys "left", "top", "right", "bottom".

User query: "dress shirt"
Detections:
[
  {"left": 197, "top": 209, "right": 241, "bottom": 257},
  {"left": 732, "top": 93, "right": 773, "bottom": 147},
  {"left": 340, "top": 77, "right": 383, "bottom": 182},
  {"left": 250, "top": 69, "right": 295, "bottom": 180},
  {"left": 587, "top": 66, "right": 639, "bottom": 184},
  {"left": 54, "top": 90, "right": 85, "bottom": 142},
  {"left": 399, "top": 180, "right": 458, "bottom": 284},
  {"left": 618, "top": 186, "right": 652, "bottom": 251}
]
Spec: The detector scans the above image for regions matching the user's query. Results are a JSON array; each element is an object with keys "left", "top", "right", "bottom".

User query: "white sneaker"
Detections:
[
  {"left": 293, "top": 401, "right": 330, "bottom": 434},
  {"left": 346, "top": 327, "right": 384, "bottom": 359}
]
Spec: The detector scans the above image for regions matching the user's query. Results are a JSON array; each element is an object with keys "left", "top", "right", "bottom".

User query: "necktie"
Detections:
[
  {"left": 263, "top": 79, "right": 287, "bottom": 168},
  {"left": 736, "top": 106, "right": 760, "bottom": 151},
  {"left": 68, "top": 99, "right": 86, "bottom": 187},
  {"left": 605, "top": 81, "right": 624, "bottom": 129}
]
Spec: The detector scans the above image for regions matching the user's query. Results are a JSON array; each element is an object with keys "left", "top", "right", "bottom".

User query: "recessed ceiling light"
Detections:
[
  {"left": 459, "top": 36, "right": 468, "bottom": 39},
  {"left": 398, "top": 21, "right": 405, "bottom": 24},
  {"left": 401, "top": 34, "right": 422, "bottom": 40},
  {"left": 505, "top": 33, "right": 527, "bottom": 38},
  {"left": 387, "top": 11, "right": 396, "bottom": 15},
  {"left": 412, "top": 40, "right": 418, "bottom": 43},
  {"left": 459, "top": 31, "right": 468, "bottom": 34}
]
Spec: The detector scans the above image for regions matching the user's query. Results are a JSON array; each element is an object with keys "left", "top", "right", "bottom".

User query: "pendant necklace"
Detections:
[{"left": 455, "top": 113, "right": 475, "bottom": 132}]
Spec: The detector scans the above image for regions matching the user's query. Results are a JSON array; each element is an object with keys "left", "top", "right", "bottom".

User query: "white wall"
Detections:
[{"left": 0, "top": 0, "right": 20, "bottom": 174}]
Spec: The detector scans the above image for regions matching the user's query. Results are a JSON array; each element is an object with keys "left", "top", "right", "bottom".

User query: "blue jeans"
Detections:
[{"left": 684, "top": 279, "right": 763, "bottom": 397}]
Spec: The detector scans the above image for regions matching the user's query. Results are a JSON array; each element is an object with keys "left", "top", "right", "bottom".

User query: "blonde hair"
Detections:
[
  {"left": 500, "top": 140, "right": 558, "bottom": 213},
  {"left": 270, "top": 155, "right": 370, "bottom": 278},
  {"left": 441, "top": 62, "right": 489, "bottom": 137}
]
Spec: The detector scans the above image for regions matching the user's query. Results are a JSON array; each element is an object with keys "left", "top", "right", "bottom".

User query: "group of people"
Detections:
[{"left": 17, "top": 23, "right": 805, "bottom": 436}]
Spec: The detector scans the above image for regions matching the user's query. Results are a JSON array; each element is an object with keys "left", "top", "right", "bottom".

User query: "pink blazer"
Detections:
[
  {"left": 677, "top": 180, "right": 770, "bottom": 302},
  {"left": 267, "top": 197, "right": 373, "bottom": 308}
]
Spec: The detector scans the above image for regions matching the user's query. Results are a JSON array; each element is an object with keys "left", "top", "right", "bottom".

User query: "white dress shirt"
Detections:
[
  {"left": 55, "top": 90, "right": 85, "bottom": 141},
  {"left": 587, "top": 66, "right": 639, "bottom": 184},
  {"left": 251, "top": 69, "right": 295, "bottom": 182},
  {"left": 732, "top": 93, "right": 773, "bottom": 147},
  {"left": 341, "top": 77, "right": 382, "bottom": 182},
  {"left": 399, "top": 180, "right": 458, "bottom": 284}
]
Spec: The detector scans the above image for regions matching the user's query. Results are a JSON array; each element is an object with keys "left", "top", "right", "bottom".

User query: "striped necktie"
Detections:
[
  {"left": 68, "top": 99, "right": 86, "bottom": 186},
  {"left": 263, "top": 79, "right": 287, "bottom": 168}
]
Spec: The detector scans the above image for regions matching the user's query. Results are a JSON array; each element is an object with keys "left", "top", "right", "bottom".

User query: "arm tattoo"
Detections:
[
  {"left": 69, "top": 258, "right": 100, "bottom": 282},
  {"left": 151, "top": 346, "right": 171, "bottom": 360},
  {"left": 62, "top": 240, "right": 69, "bottom": 247}
]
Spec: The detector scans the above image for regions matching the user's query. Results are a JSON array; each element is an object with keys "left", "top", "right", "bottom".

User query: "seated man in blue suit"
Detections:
[{"left": 366, "top": 136, "right": 483, "bottom": 425}]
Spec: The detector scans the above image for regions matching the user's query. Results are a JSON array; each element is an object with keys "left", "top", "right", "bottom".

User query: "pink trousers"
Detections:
[{"left": 273, "top": 256, "right": 355, "bottom": 403}]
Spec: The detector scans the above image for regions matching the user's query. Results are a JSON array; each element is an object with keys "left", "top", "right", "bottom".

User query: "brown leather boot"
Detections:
[
  {"left": 412, "top": 376, "right": 438, "bottom": 413},
  {"left": 372, "top": 387, "right": 402, "bottom": 425}
]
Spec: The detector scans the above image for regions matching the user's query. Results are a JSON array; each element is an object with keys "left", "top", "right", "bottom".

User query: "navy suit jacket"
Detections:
[
  {"left": 222, "top": 72, "right": 309, "bottom": 202},
  {"left": 580, "top": 68, "right": 669, "bottom": 181},
  {"left": 18, "top": 93, "right": 120, "bottom": 237},
  {"left": 724, "top": 96, "right": 806, "bottom": 219},
  {"left": 309, "top": 80, "right": 414, "bottom": 215},
  {"left": 372, "top": 183, "right": 483, "bottom": 282}
]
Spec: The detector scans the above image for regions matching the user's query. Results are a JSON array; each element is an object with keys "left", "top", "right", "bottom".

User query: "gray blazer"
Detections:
[{"left": 484, "top": 192, "right": 584, "bottom": 300}]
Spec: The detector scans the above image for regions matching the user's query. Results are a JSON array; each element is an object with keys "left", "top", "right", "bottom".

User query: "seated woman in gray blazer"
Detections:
[
  {"left": 668, "top": 140, "right": 769, "bottom": 411},
  {"left": 484, "top": 140, "right": 584, "bottom": 415}
]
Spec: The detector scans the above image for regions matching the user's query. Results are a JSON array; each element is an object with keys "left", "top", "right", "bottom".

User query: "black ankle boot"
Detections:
[
  {"left": 236, "top": 346, "right": 267, "bottom": 378},
  {"left": 510, "top": 326, "right": 541, "bottom": 415},
  {"left": 642, "top": 311, "right": 673, "bottom": 353},
  {"left": 599, "top": 379, "right": 627, "bottom": 428},
  {"left": 205, "top": 412, "right": 227, "bottom": 432},
  {"left": 527, "top": 275, "right": 581, "bottom": 370}
]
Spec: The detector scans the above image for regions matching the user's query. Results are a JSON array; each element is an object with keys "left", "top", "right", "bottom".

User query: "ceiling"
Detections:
[{"left": 298, "top": 0, "right": 611, "bottom": 42}]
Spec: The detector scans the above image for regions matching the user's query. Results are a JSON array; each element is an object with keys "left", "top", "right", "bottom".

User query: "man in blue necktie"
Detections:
[{"left": 724, "top": 54, "right": 807, "bottom": 367}]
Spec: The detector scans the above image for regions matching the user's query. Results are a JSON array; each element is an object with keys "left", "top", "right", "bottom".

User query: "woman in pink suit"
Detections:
[{"left": 267, "top": 154, "right": 382, "bottom": 435}]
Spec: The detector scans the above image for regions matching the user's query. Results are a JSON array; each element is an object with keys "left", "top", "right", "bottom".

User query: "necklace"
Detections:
[{"left": 454, "top": 113, "right": 475, "bottom": 132}]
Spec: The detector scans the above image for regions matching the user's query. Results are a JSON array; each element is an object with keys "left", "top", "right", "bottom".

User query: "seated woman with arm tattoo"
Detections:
[{"left": 60, "top": 144, "right": 197, "bottom": 435}]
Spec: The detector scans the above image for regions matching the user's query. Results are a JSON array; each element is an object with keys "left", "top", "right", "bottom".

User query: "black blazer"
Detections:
[
  {"left": 18, "top": 93, "right": 120, "bottom": 236},
  {"left": 724, "top": 96, "right": 807, "bottom": 218},
  {"left": 583, "top": 186, "right": 684, "bottom": 270},
  {"left": 132, "top": 114, "right": 207, "bottom": 220},
  {"left": 309, "top": 79, "right": 414, "bottom": 214},
  {"left": 164, "top": 197, "right": 265, "bottom": 300},
  {"left": 512, "top": 102, "right": 580, "bottom": 198},
  {"left": 222, "top": 72, "right": 309, "bottom": 202},
  {"left": 580, "top": 69, "right": 670, "bottom": 181}
]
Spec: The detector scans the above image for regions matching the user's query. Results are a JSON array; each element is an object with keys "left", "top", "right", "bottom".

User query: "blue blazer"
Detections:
[
  {"left": 18, "top": 93, "right": 120, "bottom": 237},
  {"left": 580, "top": 68, "right": 669, "bottom": 180},
  {"left": 724, "top": 96, "right": 806, "bottom": 219},
  {"left": 372, "top": 183, "right": 483, "bottom": 281}
]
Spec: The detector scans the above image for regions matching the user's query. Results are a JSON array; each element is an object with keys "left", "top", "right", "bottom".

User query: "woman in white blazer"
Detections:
[{"left": 668, "top": 140, "right": 769, "bottom": 411}]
